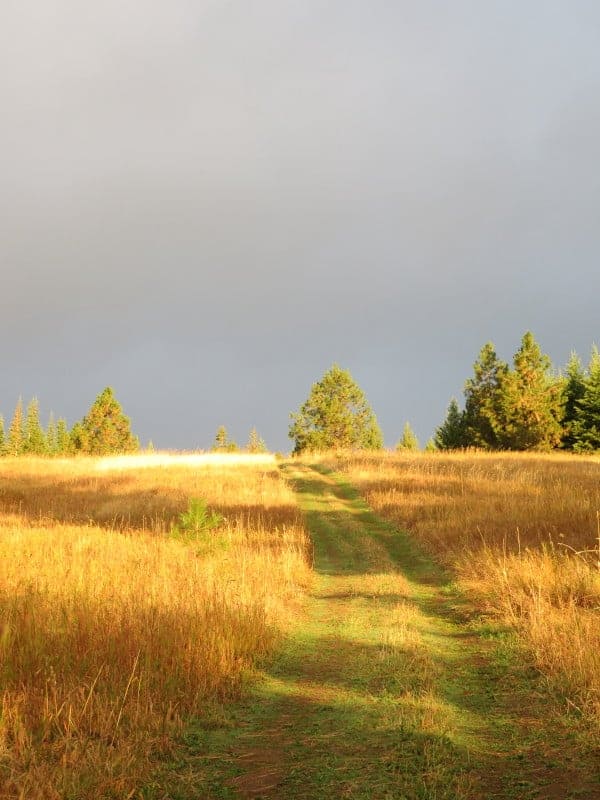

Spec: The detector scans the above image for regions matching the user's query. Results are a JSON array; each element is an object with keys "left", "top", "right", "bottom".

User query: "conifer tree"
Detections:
[
  {"left": 434, "top": 398, "right": 467, "bottom": 450},
  {"left": 424, "top": 438, "right": 437, "bottom": 452},
  {"left": 289, "top": 364, "right": 383, "bottom": 453},
  {"left": 0, "top": 415, "right": 5, "bottom": 455},
  {"left": 561, "top": 352, "right": 587, "bottom": 449},
  {"left": 497, "top": 332, "right": 564, "bottom": 450},
  {"left": 74, "top": 387, "right": 139, "bottom": 455},
  {"left": 7, "top": 398, "right": 24, "bottom": 456},
  {"left": 69, "top": 421, "right": 89, "bottom": 454},
  {"left": 463, "top": 344, "right": 508, "bottom": 448},
  {"left": 213, "top": 425, "right": 228, "bottom": 450},
  {"left": 246, "top": 427, "right": 267, "bottom": 453},
  {"left": 571, "top": 346, "right": 600, "bottom": 451},
  {"left": 56, "top": 418, "right": 71, "bottom": 455},
  {"left": 23, "top": 398, "right": 47, "bottom": 455},
  {"left": 396, "top": 422, "right": 420, "bottom": 451},
  {"left": 212, "top": 425, "right": 238, "bottom": 452},
  {"left": 46, "top": 413, "right": 57, "bottom": 455}
]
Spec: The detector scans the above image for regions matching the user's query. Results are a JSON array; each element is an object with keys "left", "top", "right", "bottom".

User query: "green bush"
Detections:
[{"left": 170, "top": 498, "right": 224, "bottom": 545}]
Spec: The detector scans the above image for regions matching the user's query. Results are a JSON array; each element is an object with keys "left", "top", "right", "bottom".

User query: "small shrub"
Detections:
[{"left": 170, "top": 498, "right": 224, "bottom": 544}]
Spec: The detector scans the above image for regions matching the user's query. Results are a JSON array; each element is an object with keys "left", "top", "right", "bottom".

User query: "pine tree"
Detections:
[
  {"left": 74, "top": 387, "right": 139, "bottom": 455},
  {"left": 7, "top": 398, "right": 24, "bottom": 456},
  {"left": 424, "top": 438, "right": 437, "bottom": 452},
  {"left": 561, "top": 352, "right": 587, "bottom": 449},
  {"left": 463, "top": 344, "right": 508, "bottom": 448},
  {"left": 56, "top": 418, "right": 71, "bottom": 455},
  {"left": 497, "top": 332, "right": 564, "bottom": 450},
  {"left": 0, "top": 415, "right": 5, "bottom": 455},
  {"left": 213, "top": 425, "right": 228, "bottom": 451},
  {"left": 571, "top": 346, "right": 600, "bottom": 452},
  {"left": 289, "top": 364, "right": 383, "bottom": 453},
  {"left": 212, "top": 425, "right": 238, "bottom": 452},
  {"left": 396, "top": 421, "right": 420, "bottom": 451},
  {"left": 434, "top": 398, "right": 467, "bottom": 450},
  {"left": 70, "top": 422, "right": 89, "bottom": 454},
  {"left": 23, "top": 398, "right": 47, "bottom": 455},
  {"left": 246, "top": 427, "right": 267, "bottom": 453},
  {"left": 46, "top": 413, "right": 57, "bottom": 455}
]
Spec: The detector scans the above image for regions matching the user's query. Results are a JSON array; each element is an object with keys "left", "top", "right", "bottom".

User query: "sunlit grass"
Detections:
[
  {"left": 0, "top": 454, "right": 311, "bottom": 799},
  {"left": 318, "top": 450, "right": 600, "bottom": 723}
]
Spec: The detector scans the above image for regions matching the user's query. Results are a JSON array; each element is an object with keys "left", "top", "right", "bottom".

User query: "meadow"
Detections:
[
  {"left": 2, "top": 450, "right": 600, "bottom": 799},
  {"left": 321, "top": 450, "right": 600, "bottom": 724},
  {"left": 0, "top": 454, "right": 311, "bottom": 799}
]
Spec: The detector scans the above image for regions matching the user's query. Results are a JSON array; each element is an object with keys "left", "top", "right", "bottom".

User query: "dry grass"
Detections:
[
  {"left": 0, "top": 454, "right": 311, "bottom": 799},
  {"left": 319, "top": 450, "right": 600, "bottom": 722}
]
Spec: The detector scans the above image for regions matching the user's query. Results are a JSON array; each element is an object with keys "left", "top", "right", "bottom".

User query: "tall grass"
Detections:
[
  {"left": 321, "top": 451, "right": 600, "bottom": 723},
  {"left": 0, "top": 455, "right": 311, "bottom": 799}
]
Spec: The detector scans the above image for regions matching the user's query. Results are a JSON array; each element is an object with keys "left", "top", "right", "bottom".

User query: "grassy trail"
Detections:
[{"left": 155, "top": 463, "right": 599, "bottom": 800}]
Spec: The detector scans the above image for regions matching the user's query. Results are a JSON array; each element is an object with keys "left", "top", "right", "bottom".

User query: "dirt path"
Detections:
[{"left": 155, "top": 463, "right": 599, "bottom": 800}]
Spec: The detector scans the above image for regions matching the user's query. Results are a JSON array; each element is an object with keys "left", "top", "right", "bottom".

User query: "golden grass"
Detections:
[
  {"left": 0, "top": 455, "right": 311, "bottom": 799},
  {"left": 319, "top": 450, "right": 600, "bottom": 722}
]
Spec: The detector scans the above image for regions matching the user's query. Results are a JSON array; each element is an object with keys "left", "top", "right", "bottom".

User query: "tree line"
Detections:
[
  {"left": 211, "top": 425, "right": 268, "bottom": 453},
  {"left": 435, "top": 332, "right": 600, "bottom": 452},
  {"left": 0, "top": 388, "right": 270, "bottom": 457},
  {"left": 287, "top": 333, "right": 600, "bottom": 453},
  {"left": 3, "top": 332, "right": 598, "bottom": 456},
  {"left": 0, "top": 387, "right": 138, "bottom": 456}
]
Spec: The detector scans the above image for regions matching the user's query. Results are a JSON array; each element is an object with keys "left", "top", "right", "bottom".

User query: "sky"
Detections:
[{"left": 2, "top": 1, "right": 600, "bottom": 451}]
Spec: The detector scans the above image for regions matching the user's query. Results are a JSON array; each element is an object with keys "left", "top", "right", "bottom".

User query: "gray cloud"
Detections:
[{"left": 2, "top": 1, "right": 600, "bottom": 448}]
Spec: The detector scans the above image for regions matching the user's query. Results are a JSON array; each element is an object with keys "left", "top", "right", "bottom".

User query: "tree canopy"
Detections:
[
  {"left": 435, "top": 332, "right": 584, "bottom": 452},
  {"left": 571, "top": 346, "right": 600, "bottom": 451},
  {"left": 435, "top": 398, "right": 467, "bottom": 450},
  {"left": 211, "top": 425, "right": 239, "bottom": 452},
  {"left": 289, "top": 364, "right": 383, "bottom": 454},
  {"left": 463, "top": 343, "right": 508, "bottom": 449},
  {"left": 73, "top": 387, "right": 139, "bottom": 455},
  {"left": 496, "top": 332, "right": 563, "bottom": 450},
  {"left": 396, "top": 422, "right": 419, "bottom": 451}
]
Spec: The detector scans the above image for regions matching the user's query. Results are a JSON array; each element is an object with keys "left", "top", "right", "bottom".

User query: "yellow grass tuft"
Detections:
[
  {"left": 0, "top": 455, "right": 311, "bottom": 799},
  {"left": 321, "top": 450, "right": 600, "bottom": 723}
]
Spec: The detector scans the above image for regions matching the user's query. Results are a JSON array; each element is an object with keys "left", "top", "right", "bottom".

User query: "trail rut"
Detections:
[{"left": 157, "top": 463, "right": 599, "bottom": 800}]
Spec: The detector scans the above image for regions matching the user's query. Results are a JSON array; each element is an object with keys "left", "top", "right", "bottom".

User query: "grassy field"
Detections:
[
  {"left": 0, "top": 454, "right": 310, "bottom": 799},
  {"left": 157, "top": 461, "right": 600, "bottom": 799},
  {"left": 320, "top": 450, "right": 600, "bottom": 724},
  {"left": 2, "top": 451, "right": 599, "bottom": 799}
]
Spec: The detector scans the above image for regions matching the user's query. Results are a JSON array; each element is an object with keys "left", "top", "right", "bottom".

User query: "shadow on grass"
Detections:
[
  {"left": 145, "top": 462, "right": 600, "bottom": 799},
  {"left": 0, "top": 471, "right": 300, "bottom": 536}
]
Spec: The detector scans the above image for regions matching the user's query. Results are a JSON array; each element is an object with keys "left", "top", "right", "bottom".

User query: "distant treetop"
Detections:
[{"left": 289, "top": 364, "right": 383, "bottom": 454}]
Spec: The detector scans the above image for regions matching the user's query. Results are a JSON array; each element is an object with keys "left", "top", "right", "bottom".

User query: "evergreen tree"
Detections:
[
  {"left": 246, "top": 427, "right": 267, "bottom": 453},
  {"left": 56, "top": 418, "right": 71, "bottom": 455},
  {"left": 463, "top": 344, "right": 508, "bottom": 448},
  {"left": 69, "top": 421, "right": 89, "bottom": 454},
  {"left": 7, "top": 398, "right": 24, "bottom": 456},
  {"left": 561, "top": 352, "right": 587, "bottom": 449},
  {"left": 289, "top": 364, "right": 383, "bottom": 453},
  {"left": 396, "top": 421, "right": 420, "bottom": 451},
  {"left": 0, "top": 415, "right": 5, "bottom": 455},
  {"left": 74, "top": 387, "right": 139, "bottom": 455},
  {"left": 23, "top": 398, "right": 47, "bottom": 455},
  {"left": 571, "top": 346, "right": 600, "bottom": 451},
  {"left": 434, "top": 398, "right": 467, "bottom": 450},
  {"left": 497, "top": 332, "right": 564, "bottom": 450},
  {"left": 212, "top": 425, "right": 238, "bottom": 452},
  {"left": 213, "top": 425, "right": 227, "bottom": 450},
  {"left": 424, "top": 438, "right": 437, "bottom": 452},
  {"left": 46, "top": 413, "right": 57, "bottom": 455}
]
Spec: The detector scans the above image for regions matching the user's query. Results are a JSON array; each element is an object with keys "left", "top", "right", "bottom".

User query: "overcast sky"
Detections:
[{"left": 2, "top": 1, "right": 600, "bottom": 450}]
